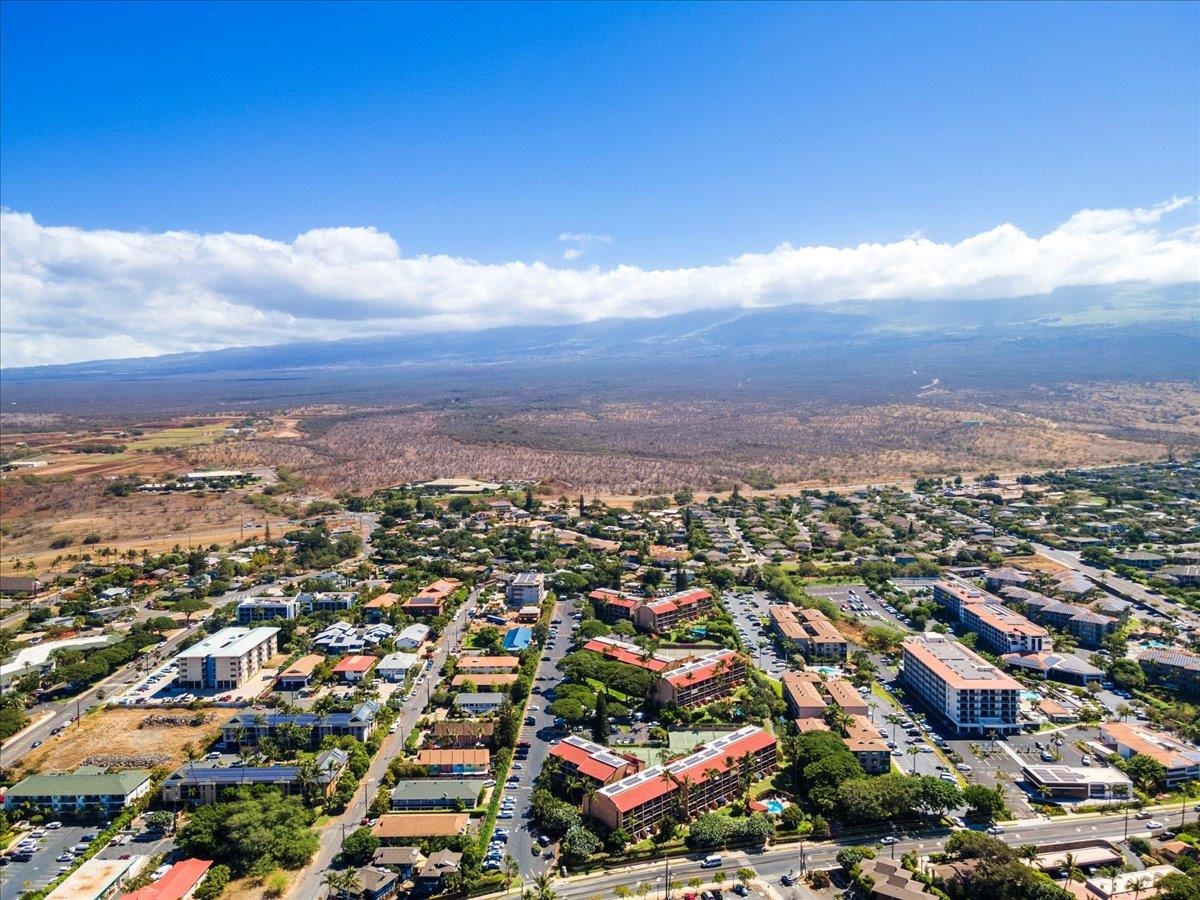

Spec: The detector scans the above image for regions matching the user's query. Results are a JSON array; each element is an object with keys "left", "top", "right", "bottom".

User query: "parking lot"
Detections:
[
  {"left": 806, "top": 584, "right": 914, "bottom": 632},
  {"left": 0, "top": 824, "right": 89, "bottom": 896},
  {"left": 723, "top": 590, "right": 788, "bottom": 678}
]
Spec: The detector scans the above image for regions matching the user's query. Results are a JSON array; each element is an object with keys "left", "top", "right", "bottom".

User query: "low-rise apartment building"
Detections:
[
  {"left": 1100, "top": 723, "right": 1200, "bottom": 787},
  {"left": 826, "top": 679, "right": 870, "bottom": 716},
  {"left": 652, "top": 649, "right": 746, "bottom": 708},
  {"left": 1138, "top": 648, "right": 1200, "bottom": 695},
  {"left": 901, "top": 634, "right": 1021, "bottom": 736},
  {"left": 456, "top": 655, "right": 520, "bottom": 674},
  {"left": 588, "top": 588, "right": 641, "bottom": 624},
  {"left": 547, "top": 735, "right": 644, "bottom": 791},
  {"left": 415, "top": 749, "right": 490, "bottom": 777},
  {"left": 236, "top": 597, "right": 298, "bottom": 625},
  {"left": 843, "top": 715, "right": 891, "bottom": 775},
  {"left": 429, "top": 720, "right": 495, "bottom": 749},
  {"left": 581, "top": 636, "right": 674, "bottom": 673},
  {"left": 781, "top": 671, "right": 827, "bottom": 720},
  {"left": 631, "top": 588, "right": 713, "bottom": 633},
  {"left": 403, "top": 578, "right": 462, "bottom": 617},
  {"left": 2, "top": 767, "right": 152, "bottom": 817},
  {"left": 584, "top": 726, "right": 777, "bottom": 837},
  {"left": 175, "top": 626, "right": 279, "bottom": 691},
  {"left": 768, "top": 605, "right": 847, "bottom": 660},
  {"left": 161, "top": 749, "right": 348, "bottom": 806}
]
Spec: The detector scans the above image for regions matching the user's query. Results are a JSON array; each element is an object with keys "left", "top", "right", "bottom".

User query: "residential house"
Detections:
[
  {"left": 364, "top": 593, "right": 402, "bottom": 624},
  {"left": 277, "top": 654, "right": 323, "bottom": 692}
]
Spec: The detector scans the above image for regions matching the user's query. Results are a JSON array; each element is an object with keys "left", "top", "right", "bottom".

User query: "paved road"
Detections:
[
  {"left": 290, "top": 588, "right": 480, "bottom": 900},
  {"left": 529, "top": 807, "right": 1193, "bottom": 900},
  {"left": 724, "top": 518, "right": 769, "bottom": 568},
  {"left": 507, "top": 598, "right": 575, "bottom": 877},
  {"left": 0, "top": 622, "right": 208, "bottom": 766}
]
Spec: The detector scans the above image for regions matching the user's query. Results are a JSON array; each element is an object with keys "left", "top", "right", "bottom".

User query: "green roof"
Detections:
[
  {"left": 5, "top": 769, "right": 151, "bottom": 798},
  {"left": 390, "top": 780, "right": 481, "bottom": 804}
]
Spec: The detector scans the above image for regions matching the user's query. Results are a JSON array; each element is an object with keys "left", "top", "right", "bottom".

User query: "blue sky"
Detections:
[
  {"left": 2, "top": 1, "right": 1197, "bottom": 267},
  {"left": 1, "top": 1, "right": 1197, "bottom": 366}
]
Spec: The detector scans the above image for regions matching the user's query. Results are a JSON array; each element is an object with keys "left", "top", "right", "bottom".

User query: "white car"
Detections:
[{"left": 1146, "top": 821, "right": 1165, "bottom": 830}]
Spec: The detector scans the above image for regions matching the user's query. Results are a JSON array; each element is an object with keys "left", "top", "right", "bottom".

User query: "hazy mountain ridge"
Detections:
[{"left": 2, "top": 283, "right": 1196, "bottom": 415}]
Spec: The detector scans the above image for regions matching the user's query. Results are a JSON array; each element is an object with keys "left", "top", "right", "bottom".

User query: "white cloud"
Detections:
[
  {"left": 562, "top": 247, "right": 584, "bottom": 261},
  {"left": 1, "top": 198, "right": 1197, "bottom": 367},
  {"left": 558, "top": 232, "right": 612, "bottom": 245}
]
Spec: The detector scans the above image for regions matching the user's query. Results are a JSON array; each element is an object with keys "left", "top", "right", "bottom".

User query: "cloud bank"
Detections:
[{"left": 2, "top": 199, "right": 1197, "bottom": 367}]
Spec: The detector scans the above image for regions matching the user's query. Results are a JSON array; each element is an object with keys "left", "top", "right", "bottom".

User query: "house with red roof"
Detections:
[
  {"left": 403, "top": 578, "right": 462, "bottom": 617},
  {"left": 652, "top": 649, "right": 746, "bottom": 708},
  {"left": 547, "top": 735, "right": 643, "bottom": 791},
  {"left": 332, "top": 654, "right": 378, "bottom": 682},
  {"left": 121, "top": 859, "right": 212, "bottom": 900}
]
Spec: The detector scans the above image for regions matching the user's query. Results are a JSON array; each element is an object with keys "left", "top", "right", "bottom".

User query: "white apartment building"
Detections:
[
  {"left": 506, "top": 572, "right": 546, "bottom": 607},
  {"left": 176, "top": 626, "right": 279, "bottom": 691},
  {"left": 961, "top": 602, "right": 1052, "bottom": 654},
  {"left": 901, "top": 633, "right": 1021, "bottom": 736}
]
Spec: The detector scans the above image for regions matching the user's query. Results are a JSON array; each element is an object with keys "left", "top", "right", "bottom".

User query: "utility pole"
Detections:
[{"left": 1123, "top": 804, "right": 1129, "bottom": 841}]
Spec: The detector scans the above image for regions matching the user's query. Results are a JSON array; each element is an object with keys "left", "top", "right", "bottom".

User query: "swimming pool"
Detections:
[
  {"left": 764, "top": 799, "right": 786, "bottom": 815},
  {"left": 1020, "top": 691, "right": 1041, "bottom": 702}
]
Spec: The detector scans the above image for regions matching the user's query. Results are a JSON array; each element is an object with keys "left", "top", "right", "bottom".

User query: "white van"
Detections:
[{"left": 701, "top": 855, "right": 723, "bottom": 869}]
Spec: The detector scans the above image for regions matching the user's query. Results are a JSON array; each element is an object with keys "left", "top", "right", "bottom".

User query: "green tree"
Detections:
[
  {"left": 962, "top": 784, "right": 1006, "bottom": 821},
  {"left": 1123, "top": 753, "right": 1167, "bottom": 794},
  {"left": 341, "top": 826, "right": 379, "bottom": 866}
]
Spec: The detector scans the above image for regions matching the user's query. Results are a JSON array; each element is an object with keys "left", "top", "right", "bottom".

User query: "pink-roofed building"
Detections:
[{"left": 121, "top": 859, "right": 212, "bottom": 900}]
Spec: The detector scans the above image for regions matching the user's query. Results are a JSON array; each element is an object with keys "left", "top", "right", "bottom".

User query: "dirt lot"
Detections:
[
  {"left": 1009, "top": 554, "right": 1072, "bottom": 575},
  {"left": 15, "top": 707, "right": 238, "bottom": 777}
]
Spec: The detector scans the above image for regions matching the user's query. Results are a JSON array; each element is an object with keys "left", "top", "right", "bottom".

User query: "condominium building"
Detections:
[
  {"left": 584, "top": 726, "right": 777, "bottom": 837},
  {"left": 843, "top": 715, "right": 891, "bottom": 774},
  {"left": 547, "top": 735, "right": 644, "bottom": 791},
  {"left": 960, "top": 602, "right": 1052, "bottom": 655},
  {"left": 781, "top": 671, "right": 827, "bottom": 720},
  {"left": 932, "top": 580, "right": 995, "bottom": 618},
  {"left": 822, "top": 679, "right": 867, "bottom": 716},
  {"left": 1100, "top": 723, "right": 1200, "bottom": 787},
  {"left": 2, "top": 768, "right": 152, "bottom": 816},
  {"left": 175, "top": 626, "right": 279, "bottom": 690},
  {"left": 582, "top": 636, "right": 674, "bottom": 673},
  {"left": 652, "top": 649, "right": 746, "bottom": 708},
  {"left": 768, "top": 605, "right": 847, "bottom": 661},
  {"left": 901, "top": 634, "right": 1021, "bottom": 735},
  {"left": 1137, "top": 648, "right": 1200, "bottom": 695},
  {"left": 588, "top": 588, "right": 642, "bottom": 624},
  {"left": 631, "top": 588, "right": 713, "bottom": 633},
  {"left": 161, "top": 749, "right": 348, "bottom": 806},
  {"left": 236, "top": 597, "right": 298, "bottom": 626},
  {"left": 506, "top": 572, "right": 546, "bottom": 607}
]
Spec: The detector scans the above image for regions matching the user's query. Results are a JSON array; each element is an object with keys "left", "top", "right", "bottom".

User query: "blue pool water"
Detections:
[
  {"left": 765, "top": 800, "right": 785, "bottom": 815},
  {"left": 1020, "top": 691, "right": 1041, "bottom": 702}
]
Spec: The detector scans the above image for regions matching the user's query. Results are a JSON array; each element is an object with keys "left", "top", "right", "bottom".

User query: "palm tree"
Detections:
[
  {"left": 1129, "top": 876, "right": 1147, "bottom": 900},
  {"left": 907, "top": 745, "right": 922, "bottom": 774},
  {"left": 1018, "top": 844, "right": 1039, "bottom": 867},
  {"left": 885, "top": 714, "right": 904, "bottom": 743},
  {"left": 1061, "top": 852, "right": 1083, "bottom": 887},
  {"left": 532, "top": 872, "right": 557, "bottom": 900}
]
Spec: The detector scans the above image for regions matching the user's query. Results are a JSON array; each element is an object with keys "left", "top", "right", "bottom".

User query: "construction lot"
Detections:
[{"left": 13, "top": 706, "right": 237, "bottom": 776}]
